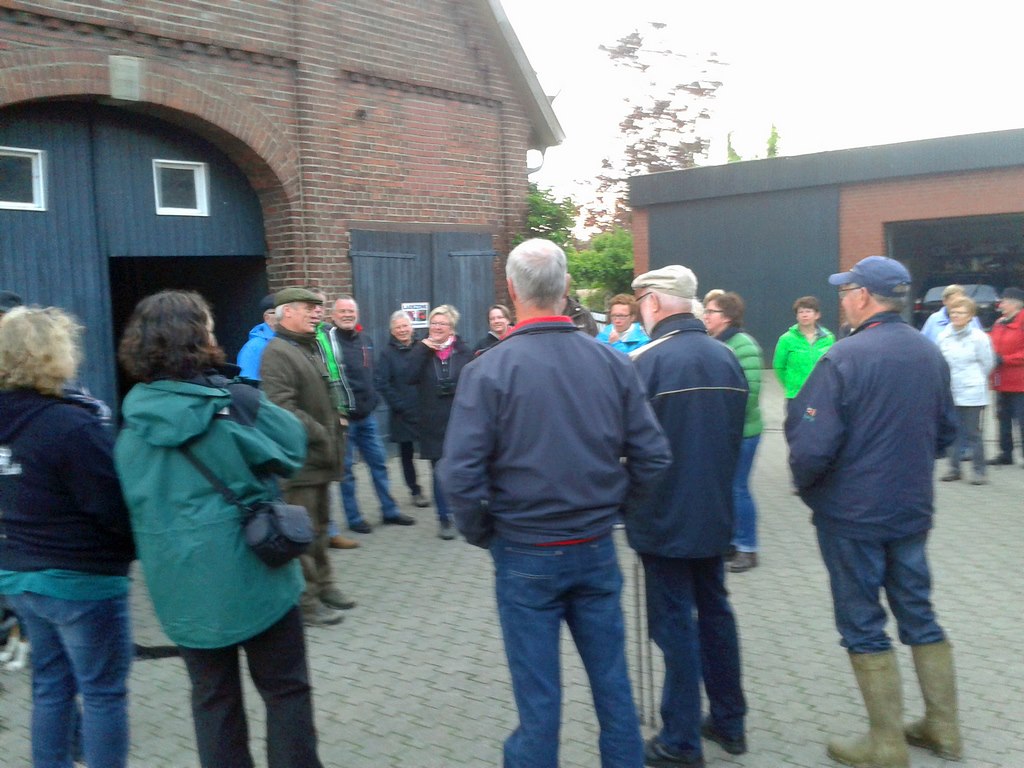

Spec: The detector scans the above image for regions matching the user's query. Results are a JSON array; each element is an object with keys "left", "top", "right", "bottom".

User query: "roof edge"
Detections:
[{"left": 481, "top": 0, "right": 564, "bottom": 151}]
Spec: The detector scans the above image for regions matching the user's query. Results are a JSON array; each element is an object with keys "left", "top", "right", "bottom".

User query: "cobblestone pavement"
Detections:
[{"left": 1, "top": 377, "right": 1021, "bottom": 767}]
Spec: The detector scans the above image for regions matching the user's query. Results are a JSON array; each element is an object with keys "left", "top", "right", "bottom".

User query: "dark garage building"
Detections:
[{"left": 629, "top": 128, "right": 1024, "bottom": 360}]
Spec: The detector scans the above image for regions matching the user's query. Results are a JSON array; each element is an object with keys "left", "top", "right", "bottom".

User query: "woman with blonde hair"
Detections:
[
  {"left": 0, "top": 306, "right": 135, "bottom": 768},
  {"left": 407, "top": 304, "right": 473, "bottom": 539}
]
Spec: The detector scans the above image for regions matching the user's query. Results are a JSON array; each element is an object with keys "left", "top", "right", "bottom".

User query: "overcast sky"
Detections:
[{"left": 500, "top": 0, "right": 1024, "bottom": 200}]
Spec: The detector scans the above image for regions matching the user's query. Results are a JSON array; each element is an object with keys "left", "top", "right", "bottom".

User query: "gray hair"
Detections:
[
  {"left": 652, "top": 290, "right": 695, "bottom": 316},
  {"left": 871, "top": 293, "right": 908, "bottom": 313},
  {"left": 506, "top": 238, "right": 567, "bottom": 311},
  {"left": 389, "top": 309, "right": 410, "bottom": 326}
]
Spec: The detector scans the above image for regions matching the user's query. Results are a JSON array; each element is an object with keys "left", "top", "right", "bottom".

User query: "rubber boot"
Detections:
[
  {"left": 827, "top": 650, "right": 909, "bottom": 768},
  {"left": 904, "top": 640, "right": 962, "bottom": 760}
]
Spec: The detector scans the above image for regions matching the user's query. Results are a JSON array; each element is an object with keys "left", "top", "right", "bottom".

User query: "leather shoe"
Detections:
[
  {"left": 329, "top": 535, "right": 360, "bottom": 549},
  {"left": 644, "top": 737, "right": 704, "bottom": 766},
  {"left": 939, "top": 471, "right": 961, "bottom": 482},
  {"left": 349, "top": 521, "right": 373, "bottom": 534},
  {"left": 383, "top": 513, "right": 416, "bottom": 526},
  {"left": 728, "top": 551, "right": 757, "bottom": 573},
  {"left": 701, "top": 715, "right": 747, "bottom": 755},
  {"left": 302, "top": 604, "right": 344, "bottom": 627},
  {"left": 987, "top": 455, "right": 1012, "bottom": 465},
  {"left": 319, "top": 588, "right": 356, "bottom": 611},
  {"left": 412, "top": 493, "right": 430, "bottom": 508}
]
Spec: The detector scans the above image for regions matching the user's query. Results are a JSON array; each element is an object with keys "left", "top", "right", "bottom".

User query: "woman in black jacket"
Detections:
[
  {"left": 407, "top": 305, "right": 473, "bottom": 539},
  {"left": 376, "top": 310, "right": 429, "bottom": 508}
]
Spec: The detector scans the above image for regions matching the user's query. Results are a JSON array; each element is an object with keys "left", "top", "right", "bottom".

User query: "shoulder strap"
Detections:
[{"left": 178, "top": 444, "right": 251, "bottom": 519}]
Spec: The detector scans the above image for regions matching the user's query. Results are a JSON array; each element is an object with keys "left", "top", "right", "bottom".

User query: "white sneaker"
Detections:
[{"left": 3, "top": 640, "right": 29, "bottom": 671}]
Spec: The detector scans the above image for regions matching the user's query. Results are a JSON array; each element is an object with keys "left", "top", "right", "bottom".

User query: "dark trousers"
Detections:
[
  {"left": 398, "top": 440, "right": 421, "bottom": 495},
  {"left": 178, "top": 607, "right": 323, "bottom": 768},
  {"left": 994, "top": 391, "right": 1024, "bottom": 461}
]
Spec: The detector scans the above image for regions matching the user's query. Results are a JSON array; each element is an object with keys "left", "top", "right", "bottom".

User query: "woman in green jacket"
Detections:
[
  {"left": 704, "top": 291, "right": 763, "bottom": 574},
  {"left": 773, "top": 295, "right": 835, "bottom": 400},
  {"left": 115, "top": 290, "right": 325, "bottom": 768}
]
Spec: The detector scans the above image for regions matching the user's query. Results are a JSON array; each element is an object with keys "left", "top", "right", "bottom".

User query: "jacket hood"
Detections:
[
  {"left": 247, "top": 322, "right": 276, "bottom": 342},
  {"left": 119, "top": 375, "right": 235, "bottom": 448},
  {"left": 0, "top": 390, "right": 61, "bottom": 442}
]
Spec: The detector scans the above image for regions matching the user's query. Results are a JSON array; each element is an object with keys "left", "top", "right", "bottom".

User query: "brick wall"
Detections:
[
  {"left": 839, "top": 167, "right": 1024, "bottom": 270},
  {"left": 0, "top": 0, "right": 532, "bottom": 297}
]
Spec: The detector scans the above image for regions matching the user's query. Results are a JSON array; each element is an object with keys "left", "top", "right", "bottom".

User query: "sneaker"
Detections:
[
  {"left": 643, "top": 737, "right": 704, "bottom": 767},
  {"left": 438, "top": 518, "right": 455, "bottom": 540},
  {"left": 302, "top": 604, "right": 345, "bottom": 627},
  {"left": 728, "top": 551, "right": 757, "bottom": 573},
  {"left": 319, "top": 588, "right": 357, "bottom": 610},
  {"left": 700, "top": 715, "right": 747, "bottom": 755},
  {"left": 939, "top": 471, "right": 961, "bottom": 482},
  {"left": 329, "top": 535, "right": 360, "bottom": 549},
  {"left": 986, "top": 455, "right": 1012, "bottom": 466},
  {"left": 970, "top": 476, "right": 989, "bottom": 485},
  {"left": 382, "top": 513, "right": 416, "bottom": 526},
  {"left": 349, "top": 521, "right": 373, "bottom": 534},
  {"left": 412, "top": 493, "right": 430, "bottom": 508}
]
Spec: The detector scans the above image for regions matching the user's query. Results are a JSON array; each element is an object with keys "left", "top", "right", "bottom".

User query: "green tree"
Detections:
[
  {"left": 766, "top": 123, "right": 780, "bottom": 158},
  {"left": 513, "top": 183, "right": 578, "bottom": 250},
  {"left": 568, "top": 228, "right": 634, "bottom": 303}
]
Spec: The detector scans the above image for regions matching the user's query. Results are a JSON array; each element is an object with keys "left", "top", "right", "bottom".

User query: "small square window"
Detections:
[
  {"left": 0, "top": 146, "right": 46, "bottom": 211},
  {"left": 153, "top": 159, "right": 209, "bottom": 216}
]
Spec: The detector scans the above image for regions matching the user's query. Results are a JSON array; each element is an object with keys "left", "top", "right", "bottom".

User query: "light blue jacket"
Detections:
[{"left": 597, "top": 321, "right": 650, "bottom": 354}]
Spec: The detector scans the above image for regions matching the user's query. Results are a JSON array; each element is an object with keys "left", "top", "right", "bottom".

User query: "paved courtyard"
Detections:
[{"left": 1, "top": 377, "right": 1021, "bottom": 767}]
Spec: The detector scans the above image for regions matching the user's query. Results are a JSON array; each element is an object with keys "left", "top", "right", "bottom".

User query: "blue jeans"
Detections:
[
  {"left": 948, "top": 405, "right": 986, "bottom": 477},
  {"left": 429, "top": 458, "right": 450, "bottom": 523},
  {"left": 490, "top": 534, "right": 643, "bottom": 768},
  {"left": 641, "top": 555, "right": 745, "bottom": 760},
  {"left": 340, "top": 414, "right": 400, "bottom": 526},
  {"left": 731, "top": 435, "right": 760, "bottom": 552},
  {"left": 8, "top": 592, "right": 132, "bottom": 768},
  {"left": 816, "top": 529, "right": 946, "bottom": 654}
]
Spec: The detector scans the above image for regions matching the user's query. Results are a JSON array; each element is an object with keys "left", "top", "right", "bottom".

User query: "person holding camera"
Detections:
[
  {"left": 115, "top": 290, "right": 327, "bottom": 768},
  {"left": 407, "top": 305, "right": 472, "bottom": 540}
]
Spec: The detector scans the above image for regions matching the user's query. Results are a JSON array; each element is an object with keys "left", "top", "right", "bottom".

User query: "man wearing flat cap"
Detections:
[
  {"left": 626, "top": 264, "right": 750, "bottom": 767},
  {"left": 786, "top": 256, "right": 961, "bottom": 767},
  {"left": 260, "top": 288, "right": 354, "bottom": 627},
  {"left": 987, "top": 286, "right": 1024, "bottom": 466}
]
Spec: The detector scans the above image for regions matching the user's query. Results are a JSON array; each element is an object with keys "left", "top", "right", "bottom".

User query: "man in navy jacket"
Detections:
[
  {"left": 787, "top": 256, "right": 961, "bottom": 767},
  {"left": 628, "top": 265, "right": 749, "bottom": 767},
  {"left": 440, "top": 238, "right": 671, "bottom": 768}
]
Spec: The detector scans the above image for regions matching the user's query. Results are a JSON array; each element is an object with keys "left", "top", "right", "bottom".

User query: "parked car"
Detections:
[{"left": 912, "top": 283, "right": 1000, "bottom": 330}]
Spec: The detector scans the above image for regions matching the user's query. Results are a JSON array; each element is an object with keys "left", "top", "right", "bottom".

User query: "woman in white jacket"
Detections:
[{"left": 937, "top": 295, "right": 995, "bottom": 483}]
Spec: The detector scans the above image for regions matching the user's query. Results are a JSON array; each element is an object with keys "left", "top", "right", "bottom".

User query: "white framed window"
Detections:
[
  {"left": 152, "top": 159, "right": 209, "bottom": 216},
  {"left": 0, "top": 146, "right": 46, "bottom": 211}
]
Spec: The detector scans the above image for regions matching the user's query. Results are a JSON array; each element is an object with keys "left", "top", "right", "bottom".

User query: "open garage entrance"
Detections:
[
  {"left": 109, "top": 255, "right": 269, "bottom": 404},
  {"left": 888, "top": 212, "right": 1024, "bottom": 326}
]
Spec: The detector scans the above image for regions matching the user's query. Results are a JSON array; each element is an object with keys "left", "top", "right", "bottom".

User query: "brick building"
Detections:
[
  {"left": 0, "top": 0, "right": 561, "bottom": 406},
  {"left": 629, "top": 129, "right": 1024, "bottom": 359}
]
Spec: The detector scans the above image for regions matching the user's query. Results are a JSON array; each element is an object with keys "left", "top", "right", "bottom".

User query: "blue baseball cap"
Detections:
[{"left": 828, "top": 256, "right": 911, "bottom": 298}]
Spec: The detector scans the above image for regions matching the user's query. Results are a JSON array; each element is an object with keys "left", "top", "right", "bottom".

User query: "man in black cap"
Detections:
[
  {"left": 236, "top": 293, "right": 277, "bottom": 383},
  {"left": 261, "top": 288, "right": 354, "bottom": 627},
  {"left": 987, "top": 286, "right": 1024, "bottom": 466},
  {"left": 787, "top": 256, "right": 961, "bottom": 767}
]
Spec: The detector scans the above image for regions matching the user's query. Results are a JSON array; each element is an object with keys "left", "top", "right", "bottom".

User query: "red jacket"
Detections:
[{"left": 989, "top": 311, "right": 1024, "bottom": 392}]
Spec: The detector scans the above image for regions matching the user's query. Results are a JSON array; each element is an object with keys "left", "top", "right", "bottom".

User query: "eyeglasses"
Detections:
[
  {"left": 635, "top": 292, "right": 654, "bottom": 304},
  {"left": 429, "top": 320, "right": 452, "bottom": 327},
  {"left": 704, "top": 309, "right": 725, "bottom": 315},
  {"left": 838, "top": 285, "right": 863, "bottom": 298},
  {"left": 947, "top": 310, "right": 971, "bottom": 316},
  {"left": 609, "top": 313, "right": 631, "bottom": 319}
]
